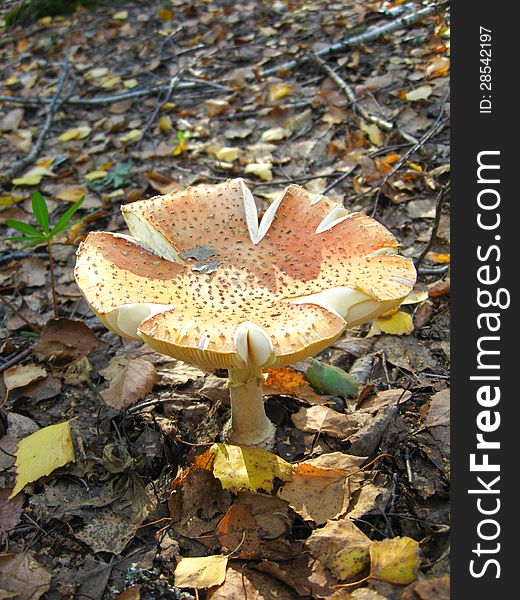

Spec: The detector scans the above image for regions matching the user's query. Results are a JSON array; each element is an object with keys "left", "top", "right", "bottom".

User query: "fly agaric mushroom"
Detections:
[{"left": 75, "top": 179, "right": 415, "bottom": 448}]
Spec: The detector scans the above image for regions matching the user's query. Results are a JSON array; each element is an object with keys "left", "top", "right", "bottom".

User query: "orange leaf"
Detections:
[
  {"left": 216, "top": 503, "right": 261, "bottom": 558},
  {"left": 264, "top": 368, "right": 322, "bottom": 404}
]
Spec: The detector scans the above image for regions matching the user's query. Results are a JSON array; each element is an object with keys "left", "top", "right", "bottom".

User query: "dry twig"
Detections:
[
  {"left": 415, "top": 183, "right": 450, "bottom": 268},
  {"left": 4, "top": 49, "right": 71, "bottom": 180}
]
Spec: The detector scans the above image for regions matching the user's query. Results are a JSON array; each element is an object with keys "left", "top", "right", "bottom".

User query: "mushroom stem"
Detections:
[{"left": 224, "top": 365, "right": 276, "bottom": 449}]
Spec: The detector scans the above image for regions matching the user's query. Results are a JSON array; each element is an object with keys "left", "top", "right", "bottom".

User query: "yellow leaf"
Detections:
[
  {"left": 172, "top": 139, "right": 187, "bottom": 156},
  {"left": 123, "top": 79, "right": 138, "bottom": 89},
  {"left": 401, "top": 285, "right": 429, "bottom": 305},
  {"left": 86, "top": 67, "right": 109, "bottom": 80},
  {"left": 36, "top": 157, "right": 54, "bottom": 169},
  {"left": 174, "top": 555, "right": 228, "bottom": 589},
  {"left": 211, "top": 443, "right": 292, "bottom": 493},
  {"left": 3, "top": 364, "right": 46, "bottom": 391},
  {"left": 369, "top": 537, "right": 420, "bottom": 584},
  {"left": 10, "top": 421, "right": 76, "bottom": 498},
  {"left": 119, "top": 129, "right": 142, "bottom": 143},
  {"left": 269, "top": 83, "right": 293, "bottom": 102},
  {"left": 84, "top": 170, "right": 108, "bottom": 181},
  {"left": 426, "top": 252, "right": 451, "bottom": 264},
  {"left": 244, "top": 162, "right": 273, "bottom": 181},
  {"left": 58, "top": 126, "right": 92, "bottom": 142},
  {"left": 360, "top": 121, "right": 384, "bottom": 146},
  {"left": 56, "top": 186, "right": 88, "bottom": 203},
  {"left": 367, "top": 311, "right": 414, "bottom": 337},
  {"left": 101, "top": 75, "right": 121, "bottom": 90},
  {"left": 12, "top": 166, "right": 54, "bottom": 186},
  {"left": 157, "top": 8, "right": 174, "bottom": 21},
  {"left": 403, "top": 85, "right": 432, "bottom": 102},
  {"left": 159, "top": 116, "right": 173, "bottom": 134},
  {"left": 215, "top": 146, "right": 239, "bottom": 162},
  {"left": 261, "top": 127, "right": 288, "bottom": 142},
  {"left": 0, "top": 195, "right": 25, "bottom": 207},
  {"left": 113, "top": 10, "right": 128, "bottom": 20}
]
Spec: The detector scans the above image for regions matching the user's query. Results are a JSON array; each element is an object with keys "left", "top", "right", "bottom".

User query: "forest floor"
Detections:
[{"left": 0, "top": 1, "right": 450, "bottom": 599}]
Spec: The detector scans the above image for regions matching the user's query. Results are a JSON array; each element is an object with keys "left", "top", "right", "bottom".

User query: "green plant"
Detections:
[{"left": 5, "top": 190, "right": 84, "bottom": 319}]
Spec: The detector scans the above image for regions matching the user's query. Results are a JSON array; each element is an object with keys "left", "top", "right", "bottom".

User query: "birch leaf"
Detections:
[
  {"left": 11, "top": 421, "right": 75, "bottom": 498},
  {"left": 175, "top": 555, "right": 228, "bottom": 589},
  {"left": 369, "top": 536, "right": 420, "bottom": 584}
]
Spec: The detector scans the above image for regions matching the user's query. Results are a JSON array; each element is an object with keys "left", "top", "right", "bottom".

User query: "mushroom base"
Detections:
[{"left": 223, "top": 366, "right": 276, "bottom": 449}]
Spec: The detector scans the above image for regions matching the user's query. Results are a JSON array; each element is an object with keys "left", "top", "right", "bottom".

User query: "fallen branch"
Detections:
[
  {"left": 371, "top": 89, "right": 450, "bottom": 216},
  {"left": 259, "top": 3, "right": 444, "bottom": 77},
  {"left": 4, "top": 49, "right": 71, "bottom": 180},
  {"left": 0, "top": 78, "right": 229, "bottom": 108},
  {"left": 414, "top": 183, "right": 450, "bottom": 268},
  {"left": 308, "top": 51, "right": 417, "bottom": 145}
]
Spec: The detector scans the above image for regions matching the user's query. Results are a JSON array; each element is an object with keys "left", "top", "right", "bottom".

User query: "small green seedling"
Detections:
[{"left": 5, "top": 190, "right": 84, "bottom": 318}]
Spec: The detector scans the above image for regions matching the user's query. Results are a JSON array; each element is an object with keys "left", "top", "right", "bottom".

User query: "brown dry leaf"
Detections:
[
  {"left": 291, "top": 405, "right": 366, "bottom": 438},
  {"left": 3, "top": 364, "right": 47, "bottom": 391},
  {"left": 0, "top": 487, "right": 24, "bottom": 534},
  {"left": 357, "top": 388, "right": 412, "bottom": 413},
  {"left": 145, "top": 171, "right": 183, "bottom": 194},
  {"left": 0, "top": 553, "right": 51, "bottom": 600},
  {"left": 207, "top": 563, "right": 298, "bottom": 599},
  {"left": 264, "top": 367, "right": 323, "bottom": 404},
  {"left": 373, "top": 336, "right": 437, "bottom": 372},
  {"left": 216, "top": 502, "right": 261, "bottom": 558},
  {"left": 405, "top": 575, "right": 450, "bottom": 600},
  {"left": 369, "top": 537, "right": 420, "bottom": 585},
  {"left": 55, "top": 185, "right": 88, "bottom": 203},
  {"left": 34, "top": 318, "right": 100, "bottom": 364},
  {"left": 279, "top": 463, "right": 351, "bottom": 524},
  {"left": 1, "top": 108, "right": 24, "bottom": 131},
  {"left": 100, "top": 356, "right": 157, "bottom": 410},
  {"left": 169, "top": 468, "right": 231, "bottom": 540},
  {"left": 18, "top": 256, "right": 47, "bottom": 287},
  {"left": 306, "top": 519, "right": 371, "bottom": 582},
  {"left": 74, "top": 509, "right": 136, "bottom": 554}
]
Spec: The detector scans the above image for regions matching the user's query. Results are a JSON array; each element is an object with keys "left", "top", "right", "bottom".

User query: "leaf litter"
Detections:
[{"left": 0, "top": 0, "right": 450, "bottom": 597}]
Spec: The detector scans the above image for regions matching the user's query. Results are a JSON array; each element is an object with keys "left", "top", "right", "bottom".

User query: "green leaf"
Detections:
[
  {"left": 49, "top": 196, "right": 84, "bottom": 237},
  {"left": 305, "top": 358, "right": 360, "bottom": 399},
  {"left": 31, "top": 190, "right": 49, "bottom": 233},
  {"left": 4, "top": 219, "right": 44, "bottom": 237}
]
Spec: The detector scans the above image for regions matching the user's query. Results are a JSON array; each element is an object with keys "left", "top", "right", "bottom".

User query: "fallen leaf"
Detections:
[
  {"left": 0, "top": 487, "right": 24, "bottom": 534},
  {"left": 358, "top": 388, "right": 412, "bottom": 413},
  {"left": 84, "top": 170, "right": 108, "bottom": 181},
  {"left": 207, "top": 563, "right": 298, "bottom": 599},
  {"left": 269, "top": 83, "right": 293, "bottom": 102},
  {"left": 74, "top": 509, "right": 136, "bottom": 554},
  {"left": 369, "top": 536, "right": 420, "bottom": 584},
  {"left": 0, "top": 553, "right": 51, "bottom": 600},
  {"left": 402, "top": 85, "right": 432, "bottom": 102},
  {"left": 58, "top": 126, "right": 91, "bottom": 141},
  {"left": 306, "top": 519, "right": 371, "bottom": 581},
  {"left": 279, "top": 463, "right": 350, "bottom": 524},
  {"left": 11, "top": 421, "right": 76, "bottom": 497},
  {"left": 244, "top": 162, "right": 273, "bottom": 181},
  {"left": 261, "top": 127, "right": 289, "bottom": 142},
  {"left": 34, "top": 318, "right": 100, "bottom": 364},
  {"left": 291, "top": 405, "right": 365, "bottom": 438},
  {"left": 1, "top": 108, "right": 24, "bottom": 131},
  {"left": 367, "top": 311, "right": 414, "bottom": 337},
  {"left": 216, "top": 502, "right": 261, "bottom": 558},
  {"left": 360, "top": 121, "right": 384, "bottom": 146},
  {"left": 100, "top": 356, "right": 157, "bottom": 410},
  {"left": 175, "top": 555, "right": 228, "bottom": 589},
  {"left": 373, "top": 336, "right": 437, "bottom": 372},
  {"left": 305, "top": 358, "right": 359, "bottom": 398},
  {"left": 215, "top": 146, "right": 239, "bottom": 162},
  {"left": 264, "top": 367, "right": 322, "bottom": 404},
  {"left": 119, "top": 129, "right": 142, "bottom": 143},
  {"left": 3, "top": 364, "right": 46, "bottom": 391},
  {"left": 211, "top": 443, "right": 292, "bottom": 493},
  {"left": 426, "top": 252, "right": 450, "bottom": 264},
  {"left": 12, "top": 166, "right": 54, "bottom": 186},
  {"left": 55, "top": 185, "right": 88, "bottom": 202}
]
